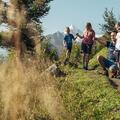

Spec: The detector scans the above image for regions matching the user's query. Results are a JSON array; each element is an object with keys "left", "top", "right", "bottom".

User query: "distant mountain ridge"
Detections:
[
  {"left": 47, "top": 31, "right": 64, "bottom": 51},
  {"left": 69, "top": 25, "right": 82, "bottom": 35},
  {"left": 46, "top": 25, "right": 82, "bottom": 51},
  {"left": 46, "top": 25, "right": 103, "bottom": 53}
]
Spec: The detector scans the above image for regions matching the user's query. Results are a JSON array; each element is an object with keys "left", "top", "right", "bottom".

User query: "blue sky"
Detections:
[{"left": 42, "top": 0, "right": 120, "bottom": 35}]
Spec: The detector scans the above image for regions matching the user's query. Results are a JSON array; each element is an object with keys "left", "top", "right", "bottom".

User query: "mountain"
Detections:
[
  {"left": 46, "top": 25, "right": 82, "bottom": 53},
  {"left": 47, "top": 31, "right": 64, "bottom": 53},
  {"left": 69, "top": 25, "right": 82, "bottom": 35}
]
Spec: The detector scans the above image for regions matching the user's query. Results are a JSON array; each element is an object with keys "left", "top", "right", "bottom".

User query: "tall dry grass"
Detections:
[
  {"left": 0, "top": 57, "right": 70, "bottom": 120},
  {"left": 0, "top": 1, "right": 72, "bottom": 119}
]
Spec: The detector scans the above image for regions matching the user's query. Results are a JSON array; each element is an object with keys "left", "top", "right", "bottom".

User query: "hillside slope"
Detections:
[{"left": 58, "top": 50, "right": 120, "bottom": 120}]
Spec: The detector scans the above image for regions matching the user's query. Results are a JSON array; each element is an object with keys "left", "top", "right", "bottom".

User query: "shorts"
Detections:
[
  {"left": 65, "top": 45, "right": 72, "bottom": 53},
  {"left": 102, "top": 57, "right": 118, "bottom": 71},
  {"left": 81, "top": 42, "right": 93, "bottom": 54}
]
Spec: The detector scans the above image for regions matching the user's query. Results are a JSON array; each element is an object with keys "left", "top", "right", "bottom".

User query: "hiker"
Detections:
[
  {"left": 63, "top": 27, "right": 77, "bottom": 65},
  {"left": 76, "top": 22, "right": 95, "bottom": 70},
  {"left": 115, "top": 22, "right": 120, "bottom": 51},
  {"left": 96, "top": 31, "right": 119, "bottom": 78},
  {"left": 114, "top": 22, "right": 120, "bottom": 76}
]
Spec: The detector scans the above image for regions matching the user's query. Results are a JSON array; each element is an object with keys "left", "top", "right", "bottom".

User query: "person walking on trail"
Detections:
[
  {"left": 63, "top": 27, "right": 77, "bottom": 65},
  {"left": 96, "top": 31, "right": 119, "bottom": 78},
  {"left": 76, "top": 22, "right": 96, "bottom": 70}
]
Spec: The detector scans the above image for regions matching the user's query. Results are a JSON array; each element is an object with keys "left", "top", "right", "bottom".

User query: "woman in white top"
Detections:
[
  {"left": 115, "top": 22, "right": 120, "bottom": 51},
  {"left": 115, "top": 22, "right": 120, "bottom": 76}
]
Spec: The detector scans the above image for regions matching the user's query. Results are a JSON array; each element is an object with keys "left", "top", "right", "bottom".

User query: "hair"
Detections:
[
  {"left": 65, "top": 27, "right": 70, "bottom": 30},
  {"left": 85, "top": 22, "right": 92, "bottom": 30},
  {"left": 116, "top": 22, "right": 120, "bottom": 26},
  {"left": 111, "top": 31, "right": 117, "bottom": 34},
  {"left": 115, "top": 22, "right": 120, "bottom": 31},
  {"left": 65, "top": 27, "right": 70, "bottom": 33}
]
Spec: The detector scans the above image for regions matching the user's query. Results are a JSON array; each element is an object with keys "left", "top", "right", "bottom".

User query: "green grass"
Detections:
[
  {"left": 58, "top": 61, "right": 120, "bottom": 120},
  {"left": 89, "top": 48, "right": 107, "bottom": 67},
  {"left": 0, "top": 48, "right": 120, "bottom": 120},
  {"left": 57, "top": 48, "right": 120, "bottom": 119}
]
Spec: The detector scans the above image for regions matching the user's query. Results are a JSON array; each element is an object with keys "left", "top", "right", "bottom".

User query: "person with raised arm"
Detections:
[
  {"left": 63, "top": 27, "right": 77, "bottom": 65},
  {"left": 76, "top": 22, "right": 95, "bottom": 70}
]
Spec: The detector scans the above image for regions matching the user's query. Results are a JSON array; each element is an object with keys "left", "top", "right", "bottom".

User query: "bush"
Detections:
[{"left": 41, "top": 39, "right": 59, "bottom": 61}]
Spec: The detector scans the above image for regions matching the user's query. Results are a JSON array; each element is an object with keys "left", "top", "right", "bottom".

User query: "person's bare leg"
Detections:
[
  {"left": 85, "top": 54, "right": 90, "bottom": 70},
  {"left": 97, "top": 55, "right": 106, "bottom": 70},
  {"left": 64, "top": 50, "right": 70, "bottom": 65},
  {"left": 82, "top": 53, "right": 86, "bottom": 69},
  {"left": 97, "top": 55, "right": 108, "bottom": 75}
]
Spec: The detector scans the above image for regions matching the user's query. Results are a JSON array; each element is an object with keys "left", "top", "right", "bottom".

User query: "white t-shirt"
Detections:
[{"left": 115, "top": 32, "right": 120, "bottom": 50}]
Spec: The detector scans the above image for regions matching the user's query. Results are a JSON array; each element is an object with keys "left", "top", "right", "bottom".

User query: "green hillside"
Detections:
[{"left": 57, "top": 49, "right": 120, "bottom": 120}]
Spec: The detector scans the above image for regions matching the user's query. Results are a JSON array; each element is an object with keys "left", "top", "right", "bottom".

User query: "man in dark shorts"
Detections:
[{"left": 96, "top": 31, "right": 119, "bottom": 77}]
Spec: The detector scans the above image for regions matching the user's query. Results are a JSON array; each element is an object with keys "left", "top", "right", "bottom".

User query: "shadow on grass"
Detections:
[
  {"left": 88, "top": 64, "right": 99, "bottom": 71},
  {"left": 68, "top": 62, "right": 78, "bottom": 68}
]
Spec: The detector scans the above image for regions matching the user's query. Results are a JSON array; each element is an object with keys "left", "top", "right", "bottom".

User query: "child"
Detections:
[
  {"left": 63, "top": 27, "right": 76, "bottom": 65},
  {"left": 76, "top": 22, "right": 95, "bottom": 70}
]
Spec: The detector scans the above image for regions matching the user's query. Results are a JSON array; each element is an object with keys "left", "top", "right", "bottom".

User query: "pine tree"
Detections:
[
  {"left": 100, "top": 8, "right": 117, "bottom": 34},
  {"left": 0, "top": 0, "right": 53, "bottom": 57}
]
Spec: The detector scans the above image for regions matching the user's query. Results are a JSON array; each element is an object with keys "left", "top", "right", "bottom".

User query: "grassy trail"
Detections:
[{"left": 58, "top": 65, "right": 120, "bottom": 120}]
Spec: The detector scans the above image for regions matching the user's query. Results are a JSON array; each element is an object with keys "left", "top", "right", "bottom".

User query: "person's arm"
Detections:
[
  {"left": 74, "top": 35, "right": 78, "bottom": 40},
  {"left": 71, "top": 34, "right": 77, "bottom": 41},
  {"left": 76, "top": 33, "right": 83, "bottom": 39},
  {"left": 63, "top": 36, "right": 67, "bottom": 47},
  {"left": 63, "top": 40, "right": 67, "bottom": 47}
]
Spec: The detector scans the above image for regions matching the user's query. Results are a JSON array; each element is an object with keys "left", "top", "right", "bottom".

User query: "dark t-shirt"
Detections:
[
  {"left": 64, "top": 34, "right": 74, "bottom": 47},
  {"left": 106, "top": 41, "right": 116, "bottom": 62}
]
